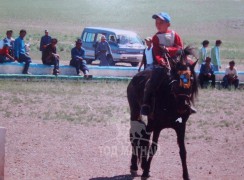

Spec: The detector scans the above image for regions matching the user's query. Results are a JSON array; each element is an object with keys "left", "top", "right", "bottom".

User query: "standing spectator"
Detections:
[
  {"left": 40, "top": 30, "right": 52, "bottom": 60},
  {"left": 70, "top": 39, "right": 90, "bottom": 76},
  {"left": 0, "top": 43, "right": 15, "bottom": 63},
  {"left": 211, "top": 40, "right": 222, "bottom": 71},
  {"left": 222, "top": 60, "right": 239, "bottom": 89},
  {"left": 198, "top": 57, "right": 215, "bottom": 88},
  {"left": 42, "top": 38, "right": 60, "bottom": 75},
  {"left": 3, "top": 30, "right": 15, "bottom": 57},
  {"left": 138, "top": 37, "right": 155, "bottom": 72},
  {"left": 199, "top": 40, "right": 209, "bottom": 66},
  {"left": 14, "top": 29, "right": 32, "bottom": 74},
  {"left": 96, "top": 35, "right": 112, "bottom": 66}
]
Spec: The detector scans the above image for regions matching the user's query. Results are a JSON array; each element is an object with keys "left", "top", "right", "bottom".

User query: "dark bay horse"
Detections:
[{"left": 127, "top": 46, "right": 198, "bottom": 180}]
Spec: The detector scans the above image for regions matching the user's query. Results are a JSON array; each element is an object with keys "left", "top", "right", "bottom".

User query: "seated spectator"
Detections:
[
  {"left": 198, "top": 57, "right": 215, "bottom": 88},
  {"left": 14, "top": 29, "right": 32, "bottom": 74},
  {"left": 3, "top": 30, "right": 15, "bottom": 57},
  {"left": 42, "top": 38, "right": 60, "bottom": 75},
  {"left": 70, "top": 39, "right": 90, "bottom": 77},
  {"left": 222, "top": 60, "right": 239, "bottom": 89},
  {"left": 0, "top": 43, "right": 15, "bottom": 63}
]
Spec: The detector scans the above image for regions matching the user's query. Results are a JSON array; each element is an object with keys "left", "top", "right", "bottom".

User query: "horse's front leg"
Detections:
[
  {"left": 130, "top": 144, "right": 138, "bottom": 177},
  {"left": 130, "top": 133, "right": 139, "bottom": 176},
  {"left": 175, "top": 122, "right": 190, "bottom": 180},
  {"left": 140, "top": 129, "right": 151, "bottom": 171},
  {"left": 141, "top": 130, "right": 160, "bottom": 179}
]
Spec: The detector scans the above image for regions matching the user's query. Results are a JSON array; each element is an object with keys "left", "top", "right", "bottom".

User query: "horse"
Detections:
[{"left": 127, "top": 45, "right": 198, "bottom": 180}]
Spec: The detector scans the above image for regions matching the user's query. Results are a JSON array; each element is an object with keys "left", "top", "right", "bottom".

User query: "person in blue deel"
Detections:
[{"left": 14, "top": 29, "right": 32, "bottom": 74}]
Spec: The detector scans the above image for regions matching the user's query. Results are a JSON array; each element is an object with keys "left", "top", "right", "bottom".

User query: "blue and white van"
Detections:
[{"left": 81, "top": 27, "right": 145, "bottom": 66}]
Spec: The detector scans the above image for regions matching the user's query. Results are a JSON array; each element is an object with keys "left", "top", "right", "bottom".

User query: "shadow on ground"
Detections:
[{"left": 89, "top": 174, "right": 133, "bottom": 180}]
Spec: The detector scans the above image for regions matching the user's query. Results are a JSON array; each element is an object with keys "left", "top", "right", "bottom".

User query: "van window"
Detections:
[
  {"left": 83, "top": 32, "right": 95, "bottom": 43},
  {"left": 82, "top": 32, "right": 87, "bottom": 42},
  {"left": 117, "top": 34, "right": 143, "bottom": 45}
]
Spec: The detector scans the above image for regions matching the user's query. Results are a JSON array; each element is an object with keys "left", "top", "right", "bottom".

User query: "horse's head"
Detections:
[{"left": 169, "top": 45, "right": 198, "bottom": 116}]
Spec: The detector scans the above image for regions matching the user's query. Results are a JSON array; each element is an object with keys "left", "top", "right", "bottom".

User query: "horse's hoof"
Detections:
[
  {"left": 141, "top": 176, "right": 149, "bottom": 180},
  {"left": 183, "top": 176, "right": 190, "bottom": 180},
  {"left": 130, "top": 169, "right": 138, "bottom": 177},
  {"left": 141, "top": 171, "right": 150, "bottom": 180},
  {"left": 184, "top": 178, "right": 190, "bottom": 180}
]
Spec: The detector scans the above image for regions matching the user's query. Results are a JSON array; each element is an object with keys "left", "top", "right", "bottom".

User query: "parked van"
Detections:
[{"left": 81, "top": 27, "right": 145, "bottom": 66}]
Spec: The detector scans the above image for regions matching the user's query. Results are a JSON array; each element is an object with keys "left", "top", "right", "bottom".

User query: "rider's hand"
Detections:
[
  {"left": 160, "top": 45, "right": 168, "bottom": 53},
  {"left": 160, "top": 59, "right": 168, "bottom": 66}
]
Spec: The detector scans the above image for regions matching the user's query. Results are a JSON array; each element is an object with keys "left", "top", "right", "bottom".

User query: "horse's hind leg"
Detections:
[
  {"left": 128, "top": 97, "right": 141, "bottom": 176},
  {"left": 175, "top": 123, "right": 190, "bottom": 180}
]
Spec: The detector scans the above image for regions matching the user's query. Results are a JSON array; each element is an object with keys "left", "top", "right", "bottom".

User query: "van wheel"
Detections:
[
  {"left": 86, "top": 59, "right": 93, "bottom": 64},
  {"left": 131, "top": 62, "right": 139, "bottom": 67}
]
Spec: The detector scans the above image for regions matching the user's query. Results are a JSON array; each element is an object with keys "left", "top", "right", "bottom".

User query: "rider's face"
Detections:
[{"left": 155, "top": 18, "right": 170, "bottom": 33}]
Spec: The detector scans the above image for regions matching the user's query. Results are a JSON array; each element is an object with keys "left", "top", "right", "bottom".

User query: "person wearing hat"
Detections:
[
  {"left": 138, "top": 37, "right": 155, "bottom": 72},
  {"left": 95, "top": 35, "right": 113, "bottom": 66},
  {"left": 14, "top": 29, "right": 32, "bottom": 74},
  {"left": 70, "top": 39, "right": 90, "bottom": 77},
  {"left": 211, "top": 40, "right": 222, "bottom": 71},
  {"left": 3, "top": 30, "right": 15, "bottom": 57},
  {"left": 42, "top": 38, "right": 60, "bottom": 75},
  {"left": 141, "top": 12, "right": 184, "bottom": 115},
  {"left": 198, "top": 57, "right": 215, "bottom": 88},
  {"left": 40, "top": 30, "right": 52, "bottom": 57},
  {"left": 0, "top": 43, "right": 15, "bottom": 63}
]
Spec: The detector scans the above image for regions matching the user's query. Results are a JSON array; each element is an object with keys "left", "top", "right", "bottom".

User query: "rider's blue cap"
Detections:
[{"left": 152, "top": 12, "right": 171, "bottom": 23}]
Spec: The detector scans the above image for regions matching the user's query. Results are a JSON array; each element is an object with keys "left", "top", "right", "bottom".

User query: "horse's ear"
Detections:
[{"left": 191, "top": 59, "right": 198, "bottom": 69}]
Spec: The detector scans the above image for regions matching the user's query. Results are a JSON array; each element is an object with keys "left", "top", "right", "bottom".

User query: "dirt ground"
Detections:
[{"left": 0, "top": 81, "right": 244, "bottom": 180}]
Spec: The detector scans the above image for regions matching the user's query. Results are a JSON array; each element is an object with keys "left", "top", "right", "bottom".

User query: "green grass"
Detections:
[
  {"left": 0, "top": 80, "right": 243, "bottom": 140},
  {"left": 0, "top": 0, "right": 244, "bottom": 66}
]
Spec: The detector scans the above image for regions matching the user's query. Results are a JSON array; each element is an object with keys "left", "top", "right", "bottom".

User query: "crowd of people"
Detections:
[
  {"left": 197, "top": 39, "right": 239, "bottom": 89},
  {"left": 0, "top": 29, "right": 92, "bottom": 77},
  {"left": 0, "top": 13, "right": 241, "bottom": 88}
]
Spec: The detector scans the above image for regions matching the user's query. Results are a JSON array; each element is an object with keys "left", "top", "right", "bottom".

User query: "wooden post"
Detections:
[{"left": 0, "top": 127, "right": 6, "bottom": 180}]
